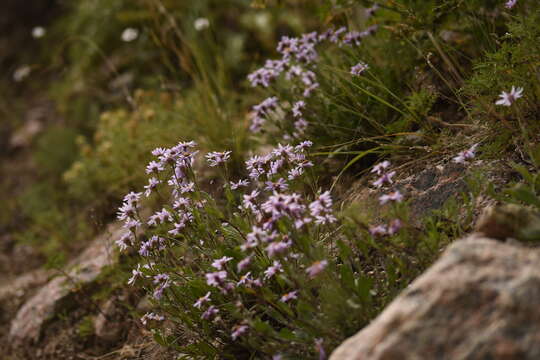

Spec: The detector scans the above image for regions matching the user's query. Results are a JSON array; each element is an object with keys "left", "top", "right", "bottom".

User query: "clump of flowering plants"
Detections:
[
  {"left": 115, "top": 138, "right": 422, "bottom": 358},
  {"left": 246, "top": 23, "right": 384, "bottom": 146}
]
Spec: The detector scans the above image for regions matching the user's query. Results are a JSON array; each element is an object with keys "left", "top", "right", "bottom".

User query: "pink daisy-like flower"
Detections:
[
  {"left": 201, "top": 305, "right": 219, "bottom": 320},
  {"left": 369, "top": 224, "right": 388, "bottom": 237},
  {"left": 505, "top": 0, "right": 517, "bottom": 9},
  {"left": 453, "top": 143, "right": 478, "bottom": 164},
  {"left": 264, "top": 260, "right": 283, "bottom": 280},
  {"left": 127, "top": 264, "right": 142, "bottom": 286},
  {"left": 379, "top": 190, "right": 404, "bottom": 205},
  {"left": 231, "top": 324, "right": 249, "bottom": 340},
  {"left": 373, "top": 171, "right": 396, "bottom": 188},
  {"left": 211, "top": 256, "right": 233, "bottom": 270},
  {"left": 292, "top": 100, "right": 306, "bottom": 118},
  {"left": 280, "top": 290, "right": 298, "bottom": 303},
  {"left": 205, "top": 151, "right": 232, "bottom": 167},
  {"left": 205, "top": 271, "right": 227, "bottom": 287},
  {"left": 230, "top": 179, "right": 249, "bottom": 190},
  {"left": 495, "top": 86, "right": 523, "bottom": 106},
  {"left": 306, "top": 260, "right": 328, "bottom": 278},
  {"left": 193, "top": 292, "right": 211, "bottom": 309},
  {"left": 237, "top": 256, "right": 252, "bottom": 272},
  {"left": 351, "top": 61, "right": 369, "bottom": 76},
  {"left": 388, "top": 219, "right": 403, "bottom": 235},
  {"left": 371, "top": 160, "right": 390, "bottom": 175}
]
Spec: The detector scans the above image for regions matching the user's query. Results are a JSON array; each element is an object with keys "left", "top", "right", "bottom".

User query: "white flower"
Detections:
[
  {"left": 13, "top": 66, "right": 31, "bottom": 82},
  {"left": 495, "top": 86, "right": 523, "bottom": 106},
  {"left": 32, "top": 27, "right": 46, "bottom": 39},
  {"left": 121, "top": 28, "right": 139, "bottom": 42},
  {"left": 194, "top": 18, "right": 210, "bottom": 31},
  {"left": 453, "top": 143, "right": 479, "bottom": 164}
]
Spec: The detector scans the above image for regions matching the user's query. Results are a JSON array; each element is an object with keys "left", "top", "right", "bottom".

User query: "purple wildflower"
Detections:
[
  {"left": 123, "top": 191, "right": 142, "bottom": 205},
  {"left": 206, "top": 271, "right": 227, "bottom": 287},
  {"left": 144, "top": 177, "right": 161, "bottom": 197},
  {"left": 303, "top": 82, "right": 319, "bottom": 97},
  {"left": 172, "top": 197, "right": 190, "bottom": 209},
  {"left": 201, "top": 305, "right": 219, "bottom": 320},
  {"left": 495, "top": 86, "right": 523, "bottom": 106},
  {"left": 280, "top": 290, "right": 298, "bottom": 303},
  {"left": 206, "top": 151, "right": 232, "bottom": 167},
  {"left": 264, "top": 260, "right": 283, "bottom": 279},
  {"left": 230, "top": 179, "right": 249, "bottom": 190},
  {"left": 116, "top": 232, "right": 133, "bottom": 252},
  {"left": 141, "top": 312, "right": 164, "bottom": 325},
  {"left": 292, "top": 100, "right": 306, "bottom": 118},
  {"left": 127, "top": 264, "right": 142, "bottom": 286},
  {"left": 369, "top": 224, "right": 387, "bottom": 237},
  {"left": 306, "top": 260, "right": 328, "bottom": 278},
  {"left": 373, "top": 171, "right": 396, "bottom": 188},
  {"left": 266, "top": 238, "right": 292, "bottom": 257},
  {"left": 123, "top": 218, "right": 142, "bottom": 231},
  {"left": 264, "top": 178, "right": 289, "bottom": 192},
  {"left": 277, "top": 36, "right": 299, "bottom": 59},
  {"left": 343, "top": 31, "right": 363, "bottom": 46},
  {"left": 351, "top": 62, "right": 369, "bottom": 76},
  {"left": 329, "top": 27, "right": 347, "bottom": 43},
  {"left": 194, "top": 292, "right": 211, "bottom": 309},
  {"left": 248, "top": 68, "right": 276, "bottom": 88},
  {"left": 152, "top": 273, "right": 170, "bottom": 300},
  {"left": 145, "top": 160, "right": 164, "bottom": 174},
  {"left": 241, "top": 190, "right": 260, "bottom": 213},
  {"left": 231, "top": 324, "right": 249, "bottom": 340},
  {"left": 237, "top": 272, "right": 258, "bottom": 288},
  {"left": 388, "top": 219, "right": 403, "bottom": 235},
  {"left": 288, "top": 166, "right": 304, "bottom": 180},
  {"left": 139, "top": 235, "right": 165, "bottom": 257},
  {"left": 379, "top": 190, "right": 404, "bottom": 205},
  {"left": 309, "top": 191, "right": 337, "bottom": 225},
  {"left": 167, "top": 213, "right": 193, "bottom": 236},
  {"left": 453, "top": 143, "right": 478, "bottom": 164},
  {"left": 262, "top": 192, "right": 306, "bottom": 222},
  {"left": 211, "top": 256, "right": 233, "bottom": 270},
  {"left": 293, "top": 118, "right": 309, "bottom": 138},
  {"left": 505, "top": 0, "right": 517, "bottom": 9},
  {"left": 237, "top": 256, "right": 252, "bottom": 272},
  {"left": 366, "top": 4, "right": 380, "bottom": 17},
  {"left": 296, "top": 140, "right": 313, "bottom": 151},
  {"left": 315, "top": 338, "right": 327, "bottom": 360},
  {"left": 117, "top": 202, "right": 137, "bottom": 221},
  {"left": 371, "top": 160, "right": 390, "bottom": 175}
]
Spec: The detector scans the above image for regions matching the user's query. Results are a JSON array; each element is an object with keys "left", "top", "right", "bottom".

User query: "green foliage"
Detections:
[
  {"left": 76, "top": 315, "right": 95, "bottom": 339},
  {"left": 461, "top": 5, "right": 540, "bottom": 160},
  {"left": 34, "top": 126, "right": 79, "bottom": 177},
  {"left": 120, "top": 140, "right": 480, "bottom": 358}
]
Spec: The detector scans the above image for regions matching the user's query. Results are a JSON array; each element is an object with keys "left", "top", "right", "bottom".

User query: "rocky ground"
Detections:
[
  {"left": 0, "top": 121, "right": 531, "bottom": 359},
  {"left": 331, "top": 222, "right": 540, "bottom": 360}
]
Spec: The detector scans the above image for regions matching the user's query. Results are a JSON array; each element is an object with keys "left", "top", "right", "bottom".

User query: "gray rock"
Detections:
[
  {"left": 8, "top": 223, "right": 121, "bottom": 345},
  {"left": 331, "top": 235, "right": 540, "bottom": 360},
  {"left": 94, "top": 298, "right": 122, "bottom": 342},
  {"left": 0, "top": 269, "right": 50, "bottom": 302},
  {"left": 9, "top": 118, "right": 43, "bottom": 149}
]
